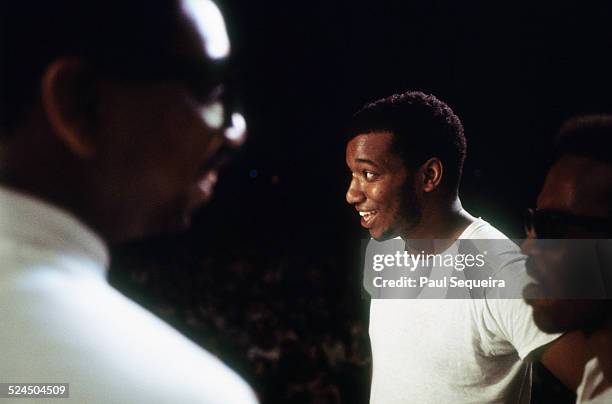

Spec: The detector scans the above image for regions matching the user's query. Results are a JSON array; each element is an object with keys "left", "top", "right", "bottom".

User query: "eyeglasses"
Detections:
[
  {"left": 524, "top": 208, "right": 612, "bottom": 239},
  {"left": 203, "top": 84, "right": 247, "bottom": 146},
  {"left": 195, "top": 82, "right": 247, "bottom": 174}
]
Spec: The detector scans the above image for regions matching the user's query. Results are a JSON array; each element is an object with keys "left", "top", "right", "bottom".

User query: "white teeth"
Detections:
[{"left": 359, "top": 210, "right": 376, "bottom": 217}]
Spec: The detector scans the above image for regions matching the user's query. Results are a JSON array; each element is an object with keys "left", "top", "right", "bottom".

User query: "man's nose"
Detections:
[
  {"left": 346, "top": 176, "right": 365, "bottom": 205},
  {"left": 521, "top": 235, "right": 539, "bottom": 257}
]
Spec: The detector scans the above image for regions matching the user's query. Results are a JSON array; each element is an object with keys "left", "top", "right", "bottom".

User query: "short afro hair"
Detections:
[
  {"left": 555, "top": 114, "right": 612, "bottom": 165},
  {"left": 349, "top": 91, "right": 467, "bottom": 191}
]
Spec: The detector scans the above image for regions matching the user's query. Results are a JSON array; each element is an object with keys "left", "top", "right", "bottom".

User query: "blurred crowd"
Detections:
[{"left": 111, "top": 242, "right": 371, "bottom": 404}]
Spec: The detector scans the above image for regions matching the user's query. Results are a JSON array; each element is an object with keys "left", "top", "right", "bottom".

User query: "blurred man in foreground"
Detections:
[
  {"left": 0, "top": 1, "right": 254, "bottom": 402},
  {"left": 523, "top": 115, "right": 612, "bottom": 403}
]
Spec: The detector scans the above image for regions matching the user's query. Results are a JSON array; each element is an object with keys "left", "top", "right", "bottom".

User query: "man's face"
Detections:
[
  {"left": 87, "top": 0, "right": 236, "bottom": 241},
  {"left": 522, "top": 155, "right": 612, "bottom": 333},
  {"left": 345, "top": 132, "right": 421, "bottom": 240}
]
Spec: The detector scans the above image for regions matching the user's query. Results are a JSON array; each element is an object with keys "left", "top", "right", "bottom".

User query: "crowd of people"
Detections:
[{"left": 111, "top": 243, "right": 371, "bottom": 403}]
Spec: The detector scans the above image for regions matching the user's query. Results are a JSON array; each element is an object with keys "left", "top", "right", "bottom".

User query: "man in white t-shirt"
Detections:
[
  {"left": 522, "top": 115, "right": 612, "bottom": 403},
  {"left": 345, "top": 91, "right": 588, "bottom": 403},
  {"left": 0, "top": 1, "right": 254, "bottom": 403}
]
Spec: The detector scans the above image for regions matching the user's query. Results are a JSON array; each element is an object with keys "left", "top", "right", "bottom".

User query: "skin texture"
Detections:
[
  {"left": 0, "top": 0, "right": 230, "bottom": 243},
  {"left": 345, "top": 132, "right": 416, "bottom": 241},
  {"left": 345, "top": 132, "right": 474, "bottom": 243},
  {"left": 522, "top": 155, "right": 612, "bottom": 393}
]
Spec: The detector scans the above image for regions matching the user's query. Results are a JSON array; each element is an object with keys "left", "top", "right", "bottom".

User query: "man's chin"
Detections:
[
  {"left": 163, "top": 210, "right": 195, "bottom": 234},
  {"left": 530, "top": 300, "right": 600, "bottom": 334},
  {"left": 370, "top": 229, "right": 398, "bottom": 242},
  {"left": 139, "top": 207, "right": 196, "bottom": 240},
  {"left": 531, "top": 306, "right": 573, "bottom": 334},
  {"left": 158, "top": 191, "right": 212, "bottom": 235}
]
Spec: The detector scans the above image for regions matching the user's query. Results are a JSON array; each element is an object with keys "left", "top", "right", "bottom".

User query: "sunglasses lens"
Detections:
[
  {"left": 524, "top": 209, "right": 559, "bottom": 238},
  {"left": 536, "top": 211, "right": 559, "bottom": 238}
]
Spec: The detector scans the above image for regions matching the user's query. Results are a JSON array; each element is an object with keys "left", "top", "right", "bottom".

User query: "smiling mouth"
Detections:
[{"left": 359, "top": 210, "right": 378, "bottom": 227}]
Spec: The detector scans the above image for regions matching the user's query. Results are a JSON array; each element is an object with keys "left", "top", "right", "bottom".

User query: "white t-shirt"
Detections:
[
  {"left": 368, "top": 218, "right": 560, "bottom": 404},
  {"left": 0, "top": 187, "right": 257, "bottom": 404},
  {"left": 576, "top": 357, "right": 612, "bottom": 404}
]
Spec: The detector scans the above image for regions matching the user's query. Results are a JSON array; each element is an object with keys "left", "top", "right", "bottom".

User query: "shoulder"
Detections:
[
  {"left": 459, "top": 218, "right": 510, "bottom": 240},
  {"left": 577, "top": 357, "right": 611, "bottom": 404},
  {"left": 1, "top": 270, "right": 257, "bottom": 404},
  {"left": 458, "top": 219, "right": 526, "bottom": 284}
]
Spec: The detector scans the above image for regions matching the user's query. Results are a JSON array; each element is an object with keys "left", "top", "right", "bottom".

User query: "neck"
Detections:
[
  {"left": 402, "top": 195, "right": 476, "bottom": 241},
  {"left": 0, "top": 131, "right": 105, "bottom": 243}
]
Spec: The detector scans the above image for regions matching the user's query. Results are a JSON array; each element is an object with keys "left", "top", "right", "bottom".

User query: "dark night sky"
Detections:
[{"left": 187, "top": 0, "right": 612, "bottom": 250}]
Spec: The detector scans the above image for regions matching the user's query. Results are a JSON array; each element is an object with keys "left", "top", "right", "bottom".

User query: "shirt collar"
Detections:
[{"left": 0, "top": 185, "right": 110, "bottom": 274}]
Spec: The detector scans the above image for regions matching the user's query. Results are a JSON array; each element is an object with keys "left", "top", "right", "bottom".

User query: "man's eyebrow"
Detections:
[{"left": 355, "top": 158, "right": 379, "bottom": 168}]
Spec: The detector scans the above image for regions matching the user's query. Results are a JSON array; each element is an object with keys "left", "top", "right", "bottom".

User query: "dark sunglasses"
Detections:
[{"left": 524, "top": 208, "right": 612, "bottom": 239}]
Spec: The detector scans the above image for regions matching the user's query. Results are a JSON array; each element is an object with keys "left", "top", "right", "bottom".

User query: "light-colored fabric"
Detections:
[
  {"left": 576, "top": 357, "right": 612, "bottom": 404},
  {"left": 0, "top": 186, "right": 257, "bottom": 404},
  {"left": 368, "top": 218, "right": 561, "bottom": 404}
]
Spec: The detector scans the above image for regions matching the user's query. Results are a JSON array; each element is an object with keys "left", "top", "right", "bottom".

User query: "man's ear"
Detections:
[
  {"left": 40, "top": 58, "right": 97, "bottom": 158},
  {"left": 420, "top": 157, "right": 443, "bottom": 192}
]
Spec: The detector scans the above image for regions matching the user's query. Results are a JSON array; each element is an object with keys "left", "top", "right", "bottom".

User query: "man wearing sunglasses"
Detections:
[
  {"left": 523, "top": 115, "right": 612, "bottom": 403},
  {"left": 0, "top": 1, "right": 253, "bottom": 403}
]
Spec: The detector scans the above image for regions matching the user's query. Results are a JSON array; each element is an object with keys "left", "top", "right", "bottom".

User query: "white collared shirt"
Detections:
[{"left": 0, "top": 186, "right": 257, "bottom": 403}]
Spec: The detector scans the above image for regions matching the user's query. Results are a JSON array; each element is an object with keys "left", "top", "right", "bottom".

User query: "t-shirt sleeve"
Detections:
[
  {"left": 461, "top": 220, "right": 562, "bottom": 359},
  {"left": 481, "top": 295, "right": 561, "bottom": 360}
]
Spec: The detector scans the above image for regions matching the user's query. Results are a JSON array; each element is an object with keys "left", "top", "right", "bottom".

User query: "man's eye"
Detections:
[{"left": 363, "top": 171, "right": 377, "bottom": 181}]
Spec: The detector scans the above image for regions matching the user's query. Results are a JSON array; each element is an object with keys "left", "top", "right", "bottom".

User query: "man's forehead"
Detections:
[
  {"left": 347, "top": 132, "right": 396, "bottom": 160},
  {"left": 180, "top": 0, "right": 230, "bottom": 60},
  {"left": 538, "top": 155, "right": 612, "bottom": 217}
]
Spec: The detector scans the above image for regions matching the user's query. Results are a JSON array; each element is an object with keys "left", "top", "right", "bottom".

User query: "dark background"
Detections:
[
  {"left": 111, "top": 1, "right": 612, "bottom": 402},
  {"left": 199, "top": 0, "right": 612, "bottom": 242}
]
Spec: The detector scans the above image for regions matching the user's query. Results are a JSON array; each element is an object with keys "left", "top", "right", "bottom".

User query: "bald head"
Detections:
[{"left": 0, "top": 0, "right": 230, "bottom": 134}]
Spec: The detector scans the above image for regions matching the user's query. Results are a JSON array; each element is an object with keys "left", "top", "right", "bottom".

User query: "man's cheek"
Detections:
[{"left": 367, "top": 183, "right": 386, "bottom": 204}]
